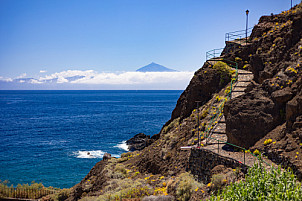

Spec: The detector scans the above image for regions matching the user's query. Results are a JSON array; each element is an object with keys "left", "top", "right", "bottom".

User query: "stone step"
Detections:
[
  {"left": 211, "top": 131, "right": 226, "bottom": 134},
  {"left": 232, "top": 89, "right": 245, "bottom": 92},
  {"left": 234, "top": 82, "right": 250, "bottom": 87}
]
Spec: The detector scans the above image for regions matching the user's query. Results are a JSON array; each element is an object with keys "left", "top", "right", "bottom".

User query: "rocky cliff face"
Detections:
[
  {"left": 224, "top": 4, "right": 302, "bottom": 148},
  {"left": 223, "top": 4, "right": 302, "bottom": 178},
  {"left": 65, "top": 4, "right": 302, "bottom": 201}
]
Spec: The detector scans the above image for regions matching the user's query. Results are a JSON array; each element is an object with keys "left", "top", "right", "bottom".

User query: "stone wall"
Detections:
[{"left": 188, "top": 148, "right": 248, "bottom": 184}]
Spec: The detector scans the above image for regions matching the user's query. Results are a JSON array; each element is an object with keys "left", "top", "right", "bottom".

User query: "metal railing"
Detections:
[
  {"left": 199, "top": 57, "right": 274, "bottom": 169},
  {"left": 225, "top": 27, "right": 253, "bottom": 42},
  {"left": 206, "top": 48, "right": 224, "bottom": 61},
  {"left": 202, "top": 58, "right": 238, "bottom": 143}
]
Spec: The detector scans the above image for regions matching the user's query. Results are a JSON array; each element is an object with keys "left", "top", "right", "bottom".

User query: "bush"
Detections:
[
  {"left": 209, "top": 163, "right": 302, "bottom": 201},
  {"left": 211, "top": 174, "right": 226, "bottom": 191},
  {"left": 162, "top": 118, "right": 180, "bottom": 134},
  {"left": 175, "top": 173, "right": 203, "bottom": 201},
  {"left": 55, "top": 189, "right": 70, "bottom": 201},
  {"left": 212, "top": 61, "right": 233, "bottom": 85}
]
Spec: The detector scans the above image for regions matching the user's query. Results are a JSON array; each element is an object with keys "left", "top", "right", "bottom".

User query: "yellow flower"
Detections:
[
  {"left": 264, "top": 139, "right": 273, "bottom": 145},
  {"left": 207, "top": 182, "right": 212, "bottom": 187},
  {"left": 296, "top": 152, "right": 299, "bottom": 155},
  {"left": 201, "top": 190, "right": 205, "bottom": 193},
  {"left": 195, "top": 188, "right": 199, "bottom": 192},
  {"left": 253, "top": 149, "right": 260, "bottom": 155}
]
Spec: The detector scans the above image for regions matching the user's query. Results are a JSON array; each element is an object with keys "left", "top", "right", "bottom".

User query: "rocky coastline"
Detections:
[{"left": 39, "top": 3, "right": 302, "bottom": 201}]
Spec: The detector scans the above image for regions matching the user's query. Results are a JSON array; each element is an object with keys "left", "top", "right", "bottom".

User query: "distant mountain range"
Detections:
[{"left": 136, "top": 62, "right": 177, "bottom": 72}]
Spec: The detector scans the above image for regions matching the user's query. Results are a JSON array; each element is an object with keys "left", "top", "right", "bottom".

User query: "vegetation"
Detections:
[
  {"left": 162, "top": 118, "right": 180, "bottom": 134},
  {"left": 0, "top": 180, "right": 59, "bottom": 199},
  {"left": 212, "top": 61, "right": 233, "bottom": 85},
  {"left": 175, "top": 172, "right": 203, "bottom": 201},
  {"left": 208, "top": 163, "right": 302, "bottom": 201}
]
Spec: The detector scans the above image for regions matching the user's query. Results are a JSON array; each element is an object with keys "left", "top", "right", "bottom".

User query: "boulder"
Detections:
[
  {"left": 286, "top": 94, "right": 302, "bottom": 128},
  {"left": 224, "top": 88, "right": 280, "bottom": 148},
  {"left": 271, "top": 88, "right": 293, "bottom": 105},
  {"left": 102, "top": 153, "right": 111, "bottom": 161},
  {"left": 126, "top": 133, "right": 152, "bottom": 151}
]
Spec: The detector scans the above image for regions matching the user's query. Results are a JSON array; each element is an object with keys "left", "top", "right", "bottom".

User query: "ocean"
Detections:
[{"left": 0, "top": 90, "right": 182, "bottom": 188}]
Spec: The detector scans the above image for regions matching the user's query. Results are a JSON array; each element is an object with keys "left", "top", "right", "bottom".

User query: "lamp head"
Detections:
[{"left": 246, "top": 10, "right": 249, "bottom": 15}]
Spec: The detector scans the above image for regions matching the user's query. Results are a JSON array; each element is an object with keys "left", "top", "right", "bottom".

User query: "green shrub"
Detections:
[
  {"left": 213, "top": 61, "right": 232, "bottom": 76},
  {"left": 162, "top": 118, "right": 180, "bottom": 134},
  {"left": 211, "top": 174, "right": 226, "bottom": 191},
  {"left": 0, "top": 180, "right": 58, "bottom": 199},
  {"left": 176, "top": 172, "right": 203, "bottom": 201},
  {"left": 55, "top": 189, "right": 70, "bottom": 201},
  {"left": 209, "top": 163, "right": 302, "bottom": 201}
]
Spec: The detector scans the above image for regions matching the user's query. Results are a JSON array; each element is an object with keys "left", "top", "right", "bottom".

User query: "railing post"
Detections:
[{"left": 244, "top": 151, "right": 246, "bottom": 165}]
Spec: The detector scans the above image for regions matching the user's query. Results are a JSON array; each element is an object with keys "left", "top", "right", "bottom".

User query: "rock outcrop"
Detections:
[
  {"left": 126, "top": 133, "right": 153, "bottom": 151},
  {"left": 170, "top": 62, "right": 231, "bottom": 122},
  {"left": 224, "top": 4, "right": 302, "bottom": 149}
]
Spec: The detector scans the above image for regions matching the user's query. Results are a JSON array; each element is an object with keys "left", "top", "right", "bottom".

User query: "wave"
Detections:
[
  {"left": 73, "top": 150, "right": 121, "bottom": 159},
  {"left": 114, "top": 141, "right": 129, "bottom": 151},
  {"left": 73, "top": 150, "right": 105, "bottom": 158}
]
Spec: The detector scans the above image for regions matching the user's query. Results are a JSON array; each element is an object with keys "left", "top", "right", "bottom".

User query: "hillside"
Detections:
[{"left": 55, "top": 3, "right": 302, "bottom": 201}]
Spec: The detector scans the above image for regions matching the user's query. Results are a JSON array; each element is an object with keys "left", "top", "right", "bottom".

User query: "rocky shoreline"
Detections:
[{"left": 40, "top": 3, "right": 302, "bottom": 201}]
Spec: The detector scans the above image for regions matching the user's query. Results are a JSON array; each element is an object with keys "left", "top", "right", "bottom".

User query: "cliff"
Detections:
[{"left": 62, "top": 3, "right": 302, "bottom": 201}]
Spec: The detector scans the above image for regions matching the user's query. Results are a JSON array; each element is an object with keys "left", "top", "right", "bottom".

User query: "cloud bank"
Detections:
[{"left": 0, "top": 70, "right": 194, "bottom": 90}]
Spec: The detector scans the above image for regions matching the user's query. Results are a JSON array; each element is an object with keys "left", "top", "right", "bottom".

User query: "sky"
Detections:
[{"left": 0, "top": 0, "right": 297, "bottom": 90}]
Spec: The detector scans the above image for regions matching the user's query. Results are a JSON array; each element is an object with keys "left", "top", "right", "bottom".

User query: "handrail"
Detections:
[
  {"left": 202, "top": 58, "right": 238, "bottom": 142},
  {"left": 206, "top": 48, "right": 224, "bottom": 61},
  {"left": 200, "top": 57, "right": 274, "bottom": 170},
  {"left": 225, "top": 27, "right": 253, "bottom": 42}
]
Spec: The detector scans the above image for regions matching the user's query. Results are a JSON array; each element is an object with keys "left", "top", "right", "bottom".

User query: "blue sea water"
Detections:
[{"left": 0, "top": 90, "right": 182, "bottom": 188}]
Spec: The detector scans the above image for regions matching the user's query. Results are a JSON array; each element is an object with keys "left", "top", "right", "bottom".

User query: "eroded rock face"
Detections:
[
  {"left": 286, "top": 93, "right": 302, "bottom": 128},
  {"left": 224, "top": 89, "right": 281, "bottom": 148},
  {"left": 171, "top": 63, "right": 231, "bottom": 121},
  {"left": 126, "top": 133, "right": 153, "bottom": 151}
]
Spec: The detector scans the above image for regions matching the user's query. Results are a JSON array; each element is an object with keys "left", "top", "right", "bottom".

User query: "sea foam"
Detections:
[
  {"left": 73, "top": 150, "right": 105, "bottom": 158},
  {"left": 114, "top": 141, "right": 129, "bottom": 151}
]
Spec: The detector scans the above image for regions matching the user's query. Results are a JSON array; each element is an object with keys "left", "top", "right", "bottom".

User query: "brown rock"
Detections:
[
  {"left": 170, "top": 62, "right": 231, "bottom": 122},
  {"left": 271, "top": 88, "right": 293, "bottom": 105},
  {"left": 224, "top": 88, "right": 280, "bottom": 148}
]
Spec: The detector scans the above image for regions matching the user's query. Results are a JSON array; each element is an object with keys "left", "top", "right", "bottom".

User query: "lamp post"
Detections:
[
  {"left": 246, "top": 9, "right": 249, "bottom": 45},
  {"left": 196, "top": 101, "right": 201, "bottom": 148},
  {"left": 291, "top": 0, "right": 293, "bottom": 9}
]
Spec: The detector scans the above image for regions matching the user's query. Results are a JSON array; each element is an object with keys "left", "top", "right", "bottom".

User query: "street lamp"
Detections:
[
  {"left": 246, "top": 9, "right": 249, "bottom": 45},
  {"left": 196, "top": 101, "right": 201, "bottom": 148},
  {"left": 291, "top": 0, "right": 293, "bottom": 9}
]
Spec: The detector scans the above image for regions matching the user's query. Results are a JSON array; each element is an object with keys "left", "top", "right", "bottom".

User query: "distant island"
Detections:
[{"left": 136, "top": 62, "right": 178, "bottom": 72}]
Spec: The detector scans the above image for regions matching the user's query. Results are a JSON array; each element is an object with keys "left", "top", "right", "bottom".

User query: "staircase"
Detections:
[{"left": 200, "top": 62, "right": 278, "bottom": 171}]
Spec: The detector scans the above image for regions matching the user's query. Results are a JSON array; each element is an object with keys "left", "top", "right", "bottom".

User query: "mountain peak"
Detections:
[{"left": 136, "top": 63, "right": 177, "bottom": 72}]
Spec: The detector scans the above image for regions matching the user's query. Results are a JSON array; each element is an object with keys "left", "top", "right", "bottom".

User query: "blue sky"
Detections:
[{"left": 0, "top": 0, "right": 296, "bottom": 89}]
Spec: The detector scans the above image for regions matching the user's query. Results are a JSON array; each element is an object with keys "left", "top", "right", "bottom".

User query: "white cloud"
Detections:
[
  {"left": 39, "top": 70, "right": 47, "bottom": 73},
  {"left": 15, "top": 73, "right": 27, "bottom": 79},
  {"left": 34, "top": 70, "right": 194, "bottom": 86},
  {"left": 2, "top": 69, "right": 194, "bottom": 89},
  {"left": 0, "top": 76, "right": 13, "bottom": 82}
]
